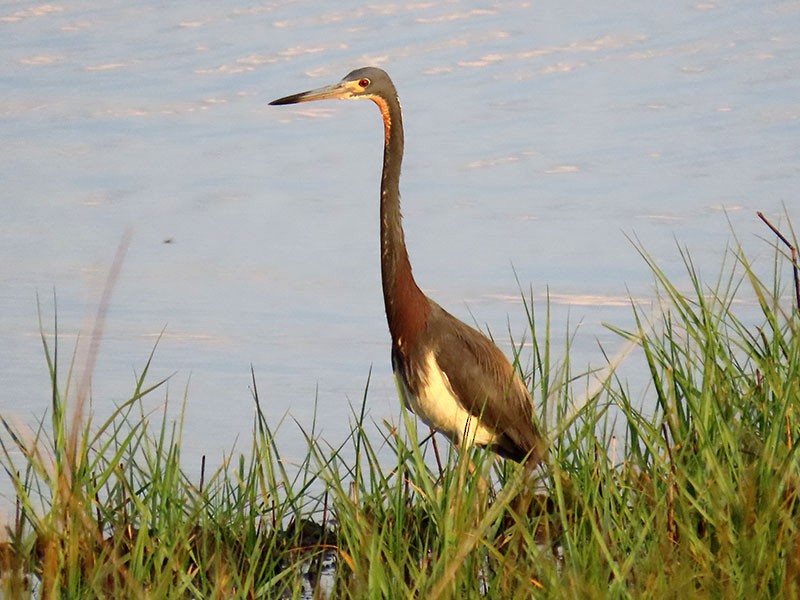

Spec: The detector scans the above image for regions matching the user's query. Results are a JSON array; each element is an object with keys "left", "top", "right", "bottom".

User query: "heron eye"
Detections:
[{"left": 358, "top": 78, "right": 370, "bottom": 88}]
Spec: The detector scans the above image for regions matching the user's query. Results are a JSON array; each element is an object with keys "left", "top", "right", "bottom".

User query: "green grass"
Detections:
[{"left": 1, "top": 214, "right": 798, "bottom": 598}]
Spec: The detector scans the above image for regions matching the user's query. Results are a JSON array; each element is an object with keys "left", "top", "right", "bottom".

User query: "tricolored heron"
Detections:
[{"left": 271, "top": 67, "right": 545, "bottom": 466}]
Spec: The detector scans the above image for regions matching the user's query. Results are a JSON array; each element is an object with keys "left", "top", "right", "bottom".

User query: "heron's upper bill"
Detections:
[{"left": 269, "top": 81, "right": 358, "bottom": 105}]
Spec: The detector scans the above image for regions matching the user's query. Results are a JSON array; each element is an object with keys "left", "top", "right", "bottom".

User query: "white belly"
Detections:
[{"left": 397, "top": 351, "right": 498, "bottom": 448}]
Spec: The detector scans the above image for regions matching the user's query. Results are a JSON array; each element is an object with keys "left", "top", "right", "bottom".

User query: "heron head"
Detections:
[{"left": 270, "top": 67, "right": 396, "bottom": 105}]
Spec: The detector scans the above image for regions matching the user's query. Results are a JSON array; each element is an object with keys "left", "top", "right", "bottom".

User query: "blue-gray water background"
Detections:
[{"left": 2, "top": 1, "right": 798, "bottom": 509}]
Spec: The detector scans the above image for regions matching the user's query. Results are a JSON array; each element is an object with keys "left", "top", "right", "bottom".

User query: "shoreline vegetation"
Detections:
[{"left": 1, "top": 212, "right": 798, "bottom": 598}]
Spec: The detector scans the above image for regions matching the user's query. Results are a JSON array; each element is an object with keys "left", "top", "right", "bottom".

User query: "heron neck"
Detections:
[{"left": 377, "top": 94, "right": 429, "bottom": 345}]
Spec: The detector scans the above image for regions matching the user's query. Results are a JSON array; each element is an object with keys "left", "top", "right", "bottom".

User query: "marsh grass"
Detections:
[{"left": 0, "top": 214, "right": 798, "bottom": 598}]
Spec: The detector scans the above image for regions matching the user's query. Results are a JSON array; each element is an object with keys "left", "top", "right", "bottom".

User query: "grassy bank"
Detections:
[{"left": 1, "top": 214, "right": 798, "bottom": 599}]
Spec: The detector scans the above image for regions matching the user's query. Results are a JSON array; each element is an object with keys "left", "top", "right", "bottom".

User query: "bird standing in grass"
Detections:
[{"left": 271, "top": 67, "right": 545, "bottom": 467}]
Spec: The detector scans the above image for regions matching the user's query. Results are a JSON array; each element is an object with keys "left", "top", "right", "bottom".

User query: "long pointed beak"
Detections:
[{"left": 269, "top": 81, "right": 350, "bottom": 105}]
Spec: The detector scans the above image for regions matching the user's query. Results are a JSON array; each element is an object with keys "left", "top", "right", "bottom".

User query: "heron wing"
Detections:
[{"left": 426, "top": 303, "right": 541, "bottom": 462}]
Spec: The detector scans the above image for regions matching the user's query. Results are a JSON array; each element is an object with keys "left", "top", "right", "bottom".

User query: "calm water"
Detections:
[{"left": 2, "top": 1, "right": 799, "bottom": 503}]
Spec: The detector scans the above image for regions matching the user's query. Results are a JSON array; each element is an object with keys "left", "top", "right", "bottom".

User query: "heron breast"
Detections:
[{"left": 397, "top": 351, "right": 498, "bottom": 447}]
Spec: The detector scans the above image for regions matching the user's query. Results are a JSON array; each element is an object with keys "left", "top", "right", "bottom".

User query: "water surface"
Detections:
[{"left": 2, "top": 1, "right": 798, "bottom": 499}]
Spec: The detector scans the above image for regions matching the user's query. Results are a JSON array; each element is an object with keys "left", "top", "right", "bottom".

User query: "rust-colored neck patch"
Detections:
[{"left": 369, "top": 95, "right": 392, "bottom": 145}]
